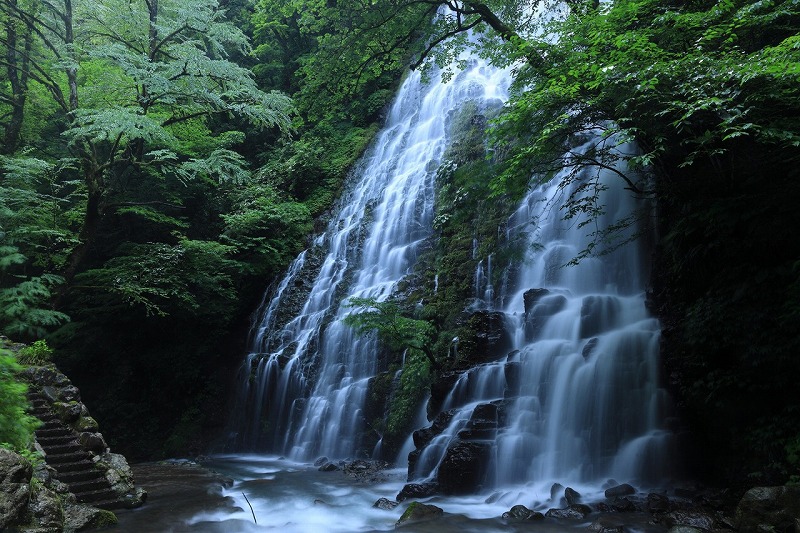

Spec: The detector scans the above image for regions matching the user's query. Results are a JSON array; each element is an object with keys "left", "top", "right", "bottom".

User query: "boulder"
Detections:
[
  {"left": 545, "top": 504, "right": 591, "bottom": 519},
  {"left": 373, "top": 497, "right": 399, "bottom": 510},
  {"left": 0, "top": 448, "right": 32, "bottom": 530},
  {"left": 604, "top": 483, "right": 636, "bottom": 498},
  {"left": 588, "top": 515, "right": 626, "bottom": 532},
  {"left": 664, "top": 509, "right": 715, "bottom": 531},
  {"left": 79, "top": 432, "right": 107, "bottom": 454},
  {"left": 318, "top": 462, "right": 339, "bottom": 472},
  {"left": 646, "top": 492, "right": 670, "bottom": 513},
  {"left": 27, "top": 485, "right": 63, "bottom": 530},
  {"left": 565, "top": 487, "right": 581, "bottom": 505},
  {"left": 63, "top": 503, "right": 118, "bottom": 531},
  {"left": 396, "top": 501, "right": 443, "bottom": 527},
  {"left": 611, "top": 496, "right": 636, "bottom": 512},
  {"left": 734, "top": 485, "right": 800, "bottom": 533},
  {"left": 501, "top": 504, "right": 544, "bottom": 521},
  {"left": 313, "top": 456, "right": 329, "bottom": 467},
  {"left": 436, "top": 440, "right": 491, "bottom": 494},
  {"left": 396, "top": 482, "right": 439, "bottom": 501}
]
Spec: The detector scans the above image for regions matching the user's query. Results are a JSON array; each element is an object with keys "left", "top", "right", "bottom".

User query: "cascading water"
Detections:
[
  {"left": 408, "top": 134, "right": 678, "bottom": 499},
  {"left": 233, "top": 59, "right": 511, "bottom": 460}
]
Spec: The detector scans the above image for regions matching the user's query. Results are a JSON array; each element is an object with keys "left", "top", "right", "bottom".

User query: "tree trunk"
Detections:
[{"left": 2, "top": 0, "right": 32, "bottom": 153}]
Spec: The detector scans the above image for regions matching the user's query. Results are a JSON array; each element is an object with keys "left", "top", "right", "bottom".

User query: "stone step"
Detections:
[
  {"left": 36, "top": 434, "right": 77, "bottom": 446},
  {"left": 67, "top": 479, "right": 110, "bottom": 494},
  {"left": 42, "top": 442, "right": 83, "bottom": 454},
  {"left": 52, "top": 460, "right": 95, "bottom": 473},
  {"left": 46, "top": 451, "right": 90, "bottom": 465},
  {"left": 57, "top": 469, "right": 105, "bottom": 483},
  {"left": 35, "top": 427, "right": 73, "bottom": 438},
  {"left": 40, "top": 419, "right": 68, "bottom": 429},
  {"left": 75, "top": 488, "right": 119, "bottom": 504}
]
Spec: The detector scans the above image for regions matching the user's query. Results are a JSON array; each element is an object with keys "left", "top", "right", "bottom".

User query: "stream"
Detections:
[{"left": 113, "top": 456, "right": 671, "bottom": 532}]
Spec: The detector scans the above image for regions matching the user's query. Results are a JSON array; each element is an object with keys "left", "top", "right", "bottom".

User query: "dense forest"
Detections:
[{"left": 1, "top": 0, "right": 799, "bottom": 494}]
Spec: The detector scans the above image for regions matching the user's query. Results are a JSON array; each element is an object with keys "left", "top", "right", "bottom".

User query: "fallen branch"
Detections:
[{"left": 242, "top": 492, "right": 257, "bottom": 524}]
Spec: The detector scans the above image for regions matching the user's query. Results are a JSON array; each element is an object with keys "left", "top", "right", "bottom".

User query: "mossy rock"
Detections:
[{"left": 396, "top": 501, "right": 444, "bottom": 527}]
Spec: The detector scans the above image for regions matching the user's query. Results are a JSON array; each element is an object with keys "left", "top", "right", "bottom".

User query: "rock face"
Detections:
[
  {"left": 734, "top": 486, "right": 800, "bottom": 533},
  {"left": 0, "top": 448, "right": 32, "bottom": 530}
]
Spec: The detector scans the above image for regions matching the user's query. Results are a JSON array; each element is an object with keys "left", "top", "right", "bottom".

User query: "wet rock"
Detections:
[
  {"left": 79, "top": 431, "right": 107, "bottom": 454},
  {"left": 525, "top": 293, "right": 568, "bottom": 340},
  {"left": 611, "top": 496, "right": 636, "bottom": 512},
  {"left": 0, "top": 448, "right": 32, "bottom": 530},
  {"left": 27, "top": 485, "right": 63, "bottom": 530},
  {"left": 605, "top": 483, "right": 636, "bottom": 498},
  {"left": 565, "top": 486, "right": 581, "bottom": 505},
  {"left": 501, "top": 504, "right": 544, "bottom": 521},
  {"left": 457, "top": 403, "right": 498, "bottom": 439},
  {"left": 462, "top": 311, "right": 513, "bottom": 365},
  {"left": 343, "top": 459, "right": 389, "bottom": 481},
  {"left": 63, "top": 503, "right": 118, "bottom": 531},
  {"left": 580, "top": 295, "right": 621, "bottom": 338},
  {"left": 664, "top": 509, "right": 715, "bottom": 531},
  {"left": 313, "top": 456, "right": 329, "bottom": 467},
  {"left": 588, "top": 515, "right": 626, "bottom": 532},
  {"left": 396, "top": 482, "right": 439, "bottom": 501},
  {"left": 545, "top": 504, "right": 591, "bottom": 519},
  {"left": 666, "top": 527, "right": 704, "bottom": 533},
  {"left": 436, "top": 440, "right": 491, "bottom": 494},
  {"left": 646, "top": 492, "right": 671, "bottom": 513},
  {"left": 396, "top": 501, "right": 444, "bottom": 527},
  {"left": 373, "top": 497, "right": 400, "bottom": 510},
  {"left": 504, "top": 361, "right": 520, "bottom": 394},
  {"left": 413, "top": 409, "right": 455, "bottom": 449},
  {"left": 550, "top": 482, "right": 565, "bottom": 501},
  {"left": 427, "top": 374, "right": 461, "bottom": 418},
  {"left": 318, "top": 462, "right": 339, "bottom": 472},
  {"left": 582, "top": 337, "right": 599, "bottom": 359},
  {"left": 734, "top": 485, "right": 800, "bottom": 533},
  {"left": 523, "top": 288, "right": 551, "bottom": 314}
]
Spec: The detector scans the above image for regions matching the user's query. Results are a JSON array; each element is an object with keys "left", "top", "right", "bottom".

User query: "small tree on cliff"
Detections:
[{"left": 343, "top": 296, "right": 440, "bottom": 370}]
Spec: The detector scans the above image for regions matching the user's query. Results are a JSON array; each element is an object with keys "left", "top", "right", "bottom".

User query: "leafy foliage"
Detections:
[
  {"left": 0, "top": 348, "right": 38, "bottom": 451},
  {"left": 14, "top": 339, "right": 54, "bottom": 366},
  {"left": 344, "top": 297, "right": 437, "bottom": 361}
]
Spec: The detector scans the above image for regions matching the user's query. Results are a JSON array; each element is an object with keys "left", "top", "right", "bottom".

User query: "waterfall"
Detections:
[
  {"left": 408, "top": 134, "right": 678, "bottom": 495},
  {"left": 233, "top": 28, "right": 676, "bottom": 498},
  {"left": 233, "top": 59, "right": 511, "bottom": 460}
]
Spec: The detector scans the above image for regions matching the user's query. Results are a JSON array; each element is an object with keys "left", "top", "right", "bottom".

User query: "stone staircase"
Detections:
[{"left": 28, "top": 391, "right": 126, "bottom": 510}]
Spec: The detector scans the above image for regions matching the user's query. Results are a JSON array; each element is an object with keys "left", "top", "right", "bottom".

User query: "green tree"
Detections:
[{"left": 0, "top": 0, "right": 294, "bottom": 283}]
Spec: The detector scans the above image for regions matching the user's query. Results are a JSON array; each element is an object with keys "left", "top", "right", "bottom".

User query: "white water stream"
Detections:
[{"left": 233, "top": 59, "right": 511, "bottom": 459}]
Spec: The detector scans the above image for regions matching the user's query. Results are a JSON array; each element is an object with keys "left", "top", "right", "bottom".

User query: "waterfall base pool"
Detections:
[{"left": 113, "top": 455, "right": 676, "bottom": 532}]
